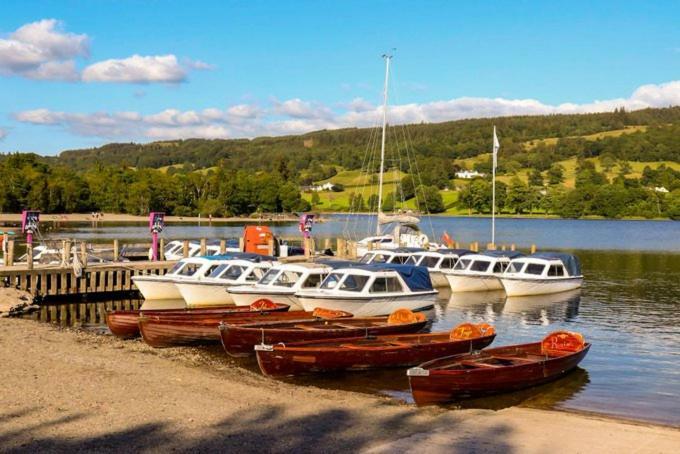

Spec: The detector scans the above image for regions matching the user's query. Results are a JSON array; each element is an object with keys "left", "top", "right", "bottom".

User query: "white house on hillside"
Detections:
[
  {"left": 654, "top": 186, "right": 669, "bottom": 193},
  {"left": 311, "top": 182, "right": 337, "bottom": 192},
  {"left": 455, "top": 170, "right": 486, "bottom": 179}
]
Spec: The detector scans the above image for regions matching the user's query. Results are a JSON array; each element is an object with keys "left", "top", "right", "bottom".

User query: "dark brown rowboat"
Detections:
[
  {"left": 255, "top": 323, "right": 496, "bottom": 377},
  {"left": 220, "top": 309, "right": 429, "bottom": 357},
  {"left": 106, "top": 300, "right": 290, "bottom": 339},
  {"left": 139, "top": 308, "right": 353, "bottom": 348},
  {"left": 407, "top": 331, "right": 590, "bottom": 406}
]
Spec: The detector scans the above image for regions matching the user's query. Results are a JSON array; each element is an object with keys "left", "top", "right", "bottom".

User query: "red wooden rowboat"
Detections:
[
  {"left": 407, "top": 331, "right": 590, "bottom": 406},
  {"left": 106, "top": 299, "right": 289, "bottom": 339},
  {"left": 255, "top": 322, "right": 496, "bottom": 377},
  {"left": 220, "top": 308, "right": 429, "bottom": 357},
  {"left": 139, "top": 307, "right": 353, "bottom": 348}
]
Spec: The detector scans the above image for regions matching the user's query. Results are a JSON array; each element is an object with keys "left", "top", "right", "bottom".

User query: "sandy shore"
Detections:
[
  {"left": 1, "top": 318, "right": 677, "bottom": 453},
  {"left": 0, "top": 212, "right": 299, "bottom": 225}
]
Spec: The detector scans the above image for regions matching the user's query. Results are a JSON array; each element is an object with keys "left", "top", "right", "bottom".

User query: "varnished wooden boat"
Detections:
[
  {"left": 407, "top": 331, "right": 590, "bottom": 406},
  {"left": 220, "top": 308, "right": 429, "bottom": 357},
  {"left": 139, "top": 307, "right": 353, "bottom": 348},
  {"left": 255, "top": 322, "right": 496, "bottom": 377},
  {"left": 106, "top": 300, "right": 289, "bottom": 339}
]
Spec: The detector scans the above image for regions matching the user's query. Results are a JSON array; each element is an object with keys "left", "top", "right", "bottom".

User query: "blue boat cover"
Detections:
[
  {"left": 530, "top": 252, "right": 582, "bottom": 277},
  {"left": 390, "top": 247, "right": 427, "bottom": 253},
  {"left": 203, "top": 252, "right": 276, "bottom": 262},
  {"left": 480, "top": 250, "right": 525, "bottom": 259},
  {"left": 336, "top": 263, "right": 433, "bottom": 292},
  {"left": 436, "top": 248, "right": 473, "bottom": 257}
]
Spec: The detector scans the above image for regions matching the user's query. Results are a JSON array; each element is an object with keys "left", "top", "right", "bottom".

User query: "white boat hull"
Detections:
[
  {"left": 133, "top": 277, "right": 182, "bottom": 300},
  {"left": 428, "top": 271, "right": 449, "bottom": 288},
  {"left": 501, "top": 277, "right": 583, "bottom": 297},
  {"left": 297, "top": 293, "right": 437, "bottom": 317},
  {"left": 175, "top": 282, "right": 235, "bottom": 308},
  {"left": 229, "top": 291, "right": 302, "bottom": 310},
  {"left": 445, "top": 274, "right": 503, "bottom": 292}
]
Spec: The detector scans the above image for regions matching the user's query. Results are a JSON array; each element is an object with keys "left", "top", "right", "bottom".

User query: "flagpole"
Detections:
[{"left": 492, "top": 126, "right": 497, "bottom": 247}]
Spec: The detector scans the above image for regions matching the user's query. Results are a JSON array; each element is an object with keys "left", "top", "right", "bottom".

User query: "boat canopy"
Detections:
[
  {"left": 530, "top": 252, "right": 582, "bottom": 277},
  {"left": 390, "top": 247, "right": 426, "bottom": 253},
  {"left": 204, "top": 252, "right": 276, "bottom": 262},
  {"left": 436, "top": 248, "right": 473, "bottom": 256},
  {"left": 340, "top": 263, "right": 433, "bottom": 292},
  {"left": 480, "top": 250, "right": 524, "bottom": 259}
]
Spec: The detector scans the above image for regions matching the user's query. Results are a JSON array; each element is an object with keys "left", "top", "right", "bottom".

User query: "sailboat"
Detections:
[{"left": 353, "top": 55, "right": 432, "bottom": 257}]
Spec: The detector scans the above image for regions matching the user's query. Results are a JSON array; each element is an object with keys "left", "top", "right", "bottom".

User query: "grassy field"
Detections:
[{"left": 523, "top": 125, "right": 648, "bottom": 149}]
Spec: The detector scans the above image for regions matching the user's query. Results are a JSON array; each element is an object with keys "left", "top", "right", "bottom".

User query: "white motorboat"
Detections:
[
  {"left": 443, "top": 250, "right": 524, "bottom": 292},
  {"left": 359, "top": 247, "right": 424, "bottom": 265},
  {"left": 161, "top": 240, "right": 240, "bottom": 260},
  {"left": 296, "top": 264, "right": 437, "bottom": 317},
  {"left": 227, "top": 262, "right": 332, "bottom": 310},
  {"left": 133, "top": 255, "right": 237, "bottom": 302},
  {"left": 174, "top": 253, "right": 278, "bottom": 308},
  {"left": 500, "top": 253, "right": 583, "bottom": 297},
  {"left": 406, "top": 248, "right": 473, "bottom": 288}
]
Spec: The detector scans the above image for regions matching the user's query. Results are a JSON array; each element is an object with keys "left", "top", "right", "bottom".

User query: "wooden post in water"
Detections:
[
  {"left": 7, "top": 239, "right": 14, "bottom": 266},
  {"left": 159, "top": 238, "right": 165, "bottom": 260},
  {"left": 336, "top": 238, "right": 346, "bottom": 258},
  {"left": 267, "top": 238, "right": 275, "bottom": 256},
  {"left": 324, "top": 238, "right": 331, "bottom": 251},
  {"left": 511, "top": 243, "right": 516, "bottom": 251},
  {"left": 113, "top": 239, "right": 119, "bottom": 262},
  {"left": 80, "top": 243, "right": 87, "bottom": 267},
  {"left": 349, "top": 241, "right": 358, "bottom": 259},
  {"left": 26, "top": 244, "right": 33, "bottom": 270},
  {"left": 219, "top": 239, "right": 226, "bottom": 254},
  {"left": 238, "top": 237, "right": 244, "bottom": 252},
  {"left": 304, "top": 238, "right": 311, "bottom": 258},
  {"left": 62, "top": 240, "right": 70, "bottom": 265},
  {"left": 182, "top": 240, "right": 189, "bottom": 258},
  {"left": 200, "top": 238, "right": 207, "bottom": 256},
  {"left": 530, "top": 244, "right": 537, "bottom": 254},
  {"left": 501, "top": 244, "right": 506, "bottom": 251},
  {"left": 486, "top": 243, "right": 495, "bottom": 251}
]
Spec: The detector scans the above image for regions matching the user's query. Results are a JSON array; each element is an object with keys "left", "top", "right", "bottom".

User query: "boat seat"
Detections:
[
  {"left": 459, "top": 360, "right": 503, "bottom": 368},
  {"left": 293, "top": 324, "right": 325, "bottom": 330}
]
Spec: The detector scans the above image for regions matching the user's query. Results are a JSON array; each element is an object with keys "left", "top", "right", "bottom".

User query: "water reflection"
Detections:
[{"left": 503, "top": 289, "right": 581, "bottom": 326}]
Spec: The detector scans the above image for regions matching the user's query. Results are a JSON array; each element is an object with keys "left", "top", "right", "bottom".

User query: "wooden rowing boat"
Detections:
[
  {"left": 255, "top": 322, "right": 496, "bottom": 377},
  {"left": 139, "top": 307, "right": 353, "bottom": 348},
  {"left": 220, "top": 308, "right": 429, "bottom": 357},
  {"left": 407, "top": 331, "right": 590, "bottom": 406},
  {"left": 106, "top": 299, "right": 289, "bottom": 339}
]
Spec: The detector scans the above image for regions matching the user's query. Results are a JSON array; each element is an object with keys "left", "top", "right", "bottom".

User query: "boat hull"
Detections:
[
  {"left": 408, "top": 343, "right": 590, "bottom": 406},
  {"left": 139, "top": 309, "right": 299, "bottom": 348},
  {"left": 500, "top": 277, "right": 583, "bottom": 297},
  {"left": 229, "top": 291, "right": 302, "bottom": 310},
  {"left": 133, "top": 277, "right": 183, "bottom": 300},
  {"left": 256, "top": 334, "right": 495, "bottom": 377},
  {"left": 429, "top": 271, "right": 449, "bottom": 288},
  {"left": 221, "top": 319, "right": 428, "bottom": 357},
  {"left": 175, "top": 282, "right": 235, "bottom": 308},
  {"left": 296, "top": 292, "right": 437, "bottom": 317},
  {"left": 106, "top": 311, "right": 141, "bottom": 339},
  {"left": 445, "top": 274, "right": 503, "bottom": 292}
]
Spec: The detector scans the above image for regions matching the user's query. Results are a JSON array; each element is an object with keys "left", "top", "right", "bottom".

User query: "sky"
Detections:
[{"left": 0, "top": 0, "right": 679, "bottom": 155}]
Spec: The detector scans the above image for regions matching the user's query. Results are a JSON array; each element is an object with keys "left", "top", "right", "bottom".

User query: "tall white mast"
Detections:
[
  {"left": 376, "top": 54, "right": 392, "bottom": 236},
  {"left": 491, "top": 125, "right": 499, "bottom": 246}
]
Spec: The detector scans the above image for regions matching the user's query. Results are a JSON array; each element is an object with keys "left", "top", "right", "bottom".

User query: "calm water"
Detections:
[
  {"left": 31, "top": 217, "right": 680, "bottom": 426},
  {"left": 38, "top": 214, "right": 680, "bottom": 251}
]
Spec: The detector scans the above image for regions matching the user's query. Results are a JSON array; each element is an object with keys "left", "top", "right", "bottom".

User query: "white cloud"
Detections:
[
  {"left": 13, "top": 79, "right": 680, "bottom": 142},
  {"left": 0, "top": 128, "right": 7, "bottom": 140},
  {"left": 82, "top": 54, "right": 187, "bottom": 83},
  {"left": 0, "top": 19, "right": 87, "bottom": 80}
]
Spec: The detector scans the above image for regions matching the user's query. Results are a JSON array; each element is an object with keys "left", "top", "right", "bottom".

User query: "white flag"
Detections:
[{"left": 492, "top": 126, "right": 500, "bottom": 169}]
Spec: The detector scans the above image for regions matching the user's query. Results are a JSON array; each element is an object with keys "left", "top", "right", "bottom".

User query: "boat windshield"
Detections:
[
  {"left": 320, "top": 273, "right": 343, "bottom": 289},
  {"left": 454, "top": 259, "right": 471, "bottom": 271},
  {"left": 507, "top": 262, "right": 526, "bottom": 274},
  {"left": 221, "top": 265, "right": 245, "bottom": 280},
  {"left": 259, "top": 268, "right": 280, "bottom": 285},
  {"left": 371, "top": 253, "right": 389, "bottom": 264},
  {"left": 469, "top": 260, "right": 492, "bottom": 272},
  {"left": 439, "top": 257, "right": 457, "bottom": 269},
  {"left": 405, "top": 255, "right": 419, "bottom": 265},
  {"left": 301, "top": 272, "right": 325, "bottom": 288},
  {"left": 167, "top": 262, "right": 185, "bottom": 275},
  {"left": 525, "top": 263, "right": 546, "bottom": 275},
  {"left": 273, "top": 270, "right": 302, "bottom": 287},
  {"left": 370, "top": 276, "right": 404, "bottom": 293},
  {"left": 339, "top": 274, "right": 370, "bottom": 292},
  {"left": 359, "top": 253, "right": 374, "bottom": 264},
  {"left": 176, "top": 263, "right": 201, "bottom": 276},
  {"left": 419, "top": 256, "right": 440, "bottom": 268},
  {"left": 390, "top": 255, "right": 411, "bottom": 264},
  {"left": 208, "top": 264, "right": 230, "bottom": 278},
  {"left": 245, "top": 267, "right": 267, "bottom": 282},
  {"left": 548, "top": 264, "right": 566, "bottom": 277}
]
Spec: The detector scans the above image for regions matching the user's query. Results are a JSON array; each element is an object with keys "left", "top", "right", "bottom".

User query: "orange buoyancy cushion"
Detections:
[
  {"left": 313, "top": 307, "right": 353, "bottom": 319},
  {"left": 250, "top": 298, "right": 278, "bottom": 311},
  {"left": 541, "top": 331, "right": 585, "bottom": 355},
  {"left": 450, "top": 322, "right": 483, "bottom": 340},
  {"left": 387, "top": 308, "right": 419, "bottom": 325},
  {"left": 477, "top": 323, "right": 496, "bottom": 336}
]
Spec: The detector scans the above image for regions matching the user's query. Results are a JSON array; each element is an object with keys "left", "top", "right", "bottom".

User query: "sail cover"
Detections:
[
  {"left": 378, "top": 212, "right": 421, "bottom": 225},
  {"left": 531, "top": 252, "right": 582, "bottom": 277},
  {"left": 350, "top": 263, "right": 434, "bottom": 291}
]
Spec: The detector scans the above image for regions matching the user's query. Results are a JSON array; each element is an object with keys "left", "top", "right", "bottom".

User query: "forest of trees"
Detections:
[{"left": 0, "top": 106, "right": 679, "bottom": 219}]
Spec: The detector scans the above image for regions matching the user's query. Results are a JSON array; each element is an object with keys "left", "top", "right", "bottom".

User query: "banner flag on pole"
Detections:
[{"left": 492, "top": 125, "right": 500, "bottom": 169}]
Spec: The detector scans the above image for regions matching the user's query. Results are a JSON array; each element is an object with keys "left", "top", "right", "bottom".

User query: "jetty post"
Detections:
[
  {"left": 21, "top": 210, "right": 40, "bottom": 270},
  {"left": 149, "top": 212, "right": 165, "bottom": 261}
]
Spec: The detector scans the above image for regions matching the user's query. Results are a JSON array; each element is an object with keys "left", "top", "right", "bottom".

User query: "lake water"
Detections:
[{"left": 31, "top": 216, "right": 680, "bottom": 426}]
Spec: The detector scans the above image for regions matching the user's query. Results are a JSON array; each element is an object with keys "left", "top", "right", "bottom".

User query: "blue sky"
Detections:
[{"left": 1, "top": 0, "right": 679, "bottom": 155}]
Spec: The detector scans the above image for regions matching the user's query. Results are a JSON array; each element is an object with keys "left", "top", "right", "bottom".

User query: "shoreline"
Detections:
[
  {"left": 1, "top": 317, "right": 677, "bottom": 452},
  {"left": 0, "top": 212, "right": 300, "bottom": 225}
]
